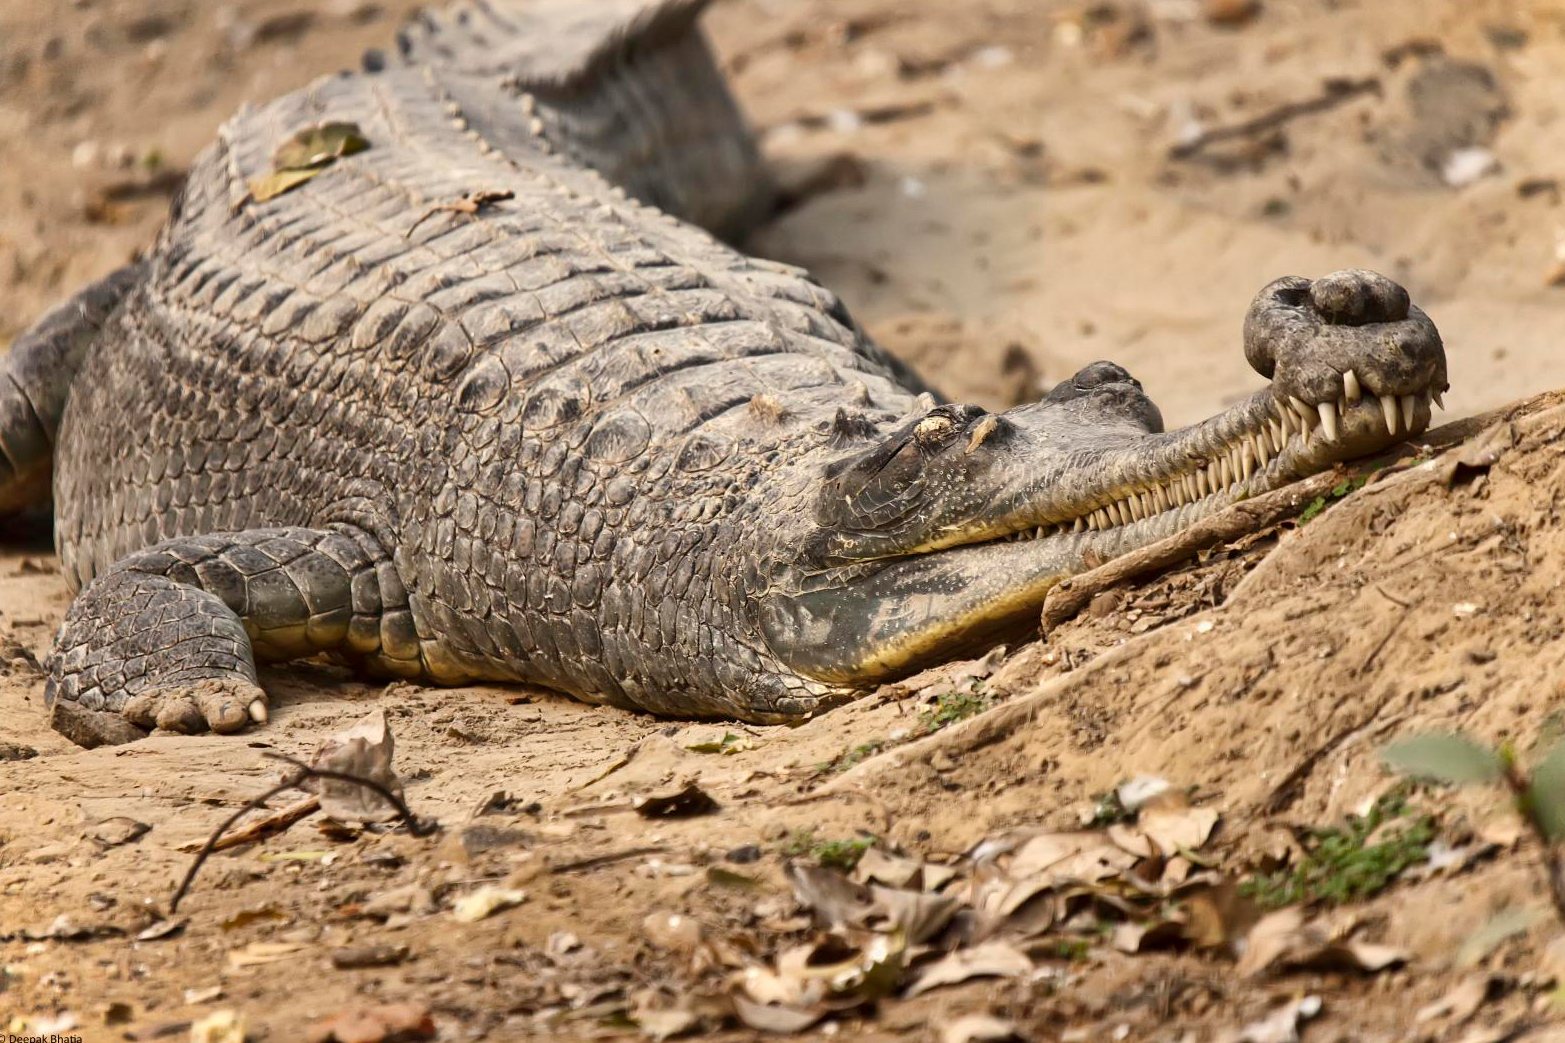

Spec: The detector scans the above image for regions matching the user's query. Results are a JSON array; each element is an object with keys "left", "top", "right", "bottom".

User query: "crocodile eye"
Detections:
[{"left": 1072, "top": 361, "right": 1135, "bottom": 391}]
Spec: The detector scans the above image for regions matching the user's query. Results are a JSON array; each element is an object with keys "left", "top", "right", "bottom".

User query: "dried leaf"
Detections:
[
  {"left": 273, "top": 121, "right": 369, "bottom": 170},
  {"left": 737, "top": 963, "right": 805, "bottom": 1007},
  {"left": 1236, "top": 908, "right": 1407, "bottom": 977},
  {"left": 136, "top": 917, "right": 186, "bottom": 941},
  {"left": 308, "top": 709, "right": 404, "bottom": 823},
  {"left": 869, "top": 884, "right": 961, "bottom": 944},
  {"left": 305, "top": 1002, "right": 435, "bottom": 1043},
  {"left": 1140, "top": 804, "right": 1220, "bottom": 856},
  {"left": 1179, "top": 881, "right": 1261, "bottom": 950},
  {"left": 903, "top": 941, "right": 1032, "bottom": 998},
  {"left": 852, "top": 847, "right": 925, "bottom": 889},
  {"left": 730, "top": 994, "right": 822, "bottom": 1034},
  {"left": 1382, "top": 734, "right": 1504, "bottom": 786},
  {"left": 1223, "top": 995, "right": 1321, "bottom": 1043},
  {"left": 88, "top": 816, "right": 150, "bottom": 848},
  {"left": 1005, "top": 830, "right": 1138, "bottom": 884},
  {"left": 1111, "top": 917, "right": 1187, "bottom": 953},
  {"left": 227, "top": 940, "right": 310, "bottom": 968},
  {"left": 191, "top": 1009, "right": 246, "bottom": 1043},
  {"left": 777, "top": 931, "right": 906, "bottom": 1002},
  {"left": 247, "top": 166, "right": 323, "bottom": 203},
  {"left": 634, "top": 781, "right": 718, "bottom": 819},
  {"left": 450, "top": 885, "right": 527, "bottom": 923}
]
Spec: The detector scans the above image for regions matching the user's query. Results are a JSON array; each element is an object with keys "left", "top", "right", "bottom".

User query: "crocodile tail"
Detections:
[
  {"left": 374, "top": 0, "right": 772, "bottom": 241},
  {"left": 386, "top": 0, "right": 709, "bottom": 88}
]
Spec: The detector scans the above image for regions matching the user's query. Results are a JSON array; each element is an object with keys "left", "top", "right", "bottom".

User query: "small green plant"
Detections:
[
  {"left": 783, "top": 829, "right": 875, "bottom": 872},
  {"left": 687, "top": 731, "right": 743, "bottom": 754},
  {"left": 1241, "top": 788, "right": 1435, "bottom": 908},
  {"left": 1085, "top": 789, "right": 1133, "bottom": 828},
  {"left": 1298, "top": 475, "right": 1370, "bottom": 524},
  {"left": 1383, "top": 732, "right": 1565, "bottom": 923},
  {"left": 919, "top": 685, "right": 994, "bottom": 733},
  {"left": 1047, "top": 938, "right": 1091, "bottom": 961},
  {"left": 818, "top": 739, "right": 887, "bottom": 774}
]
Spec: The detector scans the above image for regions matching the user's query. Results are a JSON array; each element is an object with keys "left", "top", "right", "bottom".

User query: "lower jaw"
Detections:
[{"left": 800, "top": 388, "right": 1433, "bottom": 685}]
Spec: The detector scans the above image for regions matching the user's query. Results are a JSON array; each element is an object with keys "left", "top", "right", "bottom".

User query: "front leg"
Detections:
[{"left": 46, "top": 525, "right": 422, "bottom": 747}]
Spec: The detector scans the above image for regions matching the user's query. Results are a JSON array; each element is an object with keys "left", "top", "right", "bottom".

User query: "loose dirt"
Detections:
[{"left": 3, "top": 2, "right": 1565, "bottom": 1040}]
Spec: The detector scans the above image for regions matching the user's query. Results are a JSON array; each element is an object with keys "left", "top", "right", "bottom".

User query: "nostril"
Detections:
[{"left": 1309, "top": 269, "right": 1410, "bottom": 325}]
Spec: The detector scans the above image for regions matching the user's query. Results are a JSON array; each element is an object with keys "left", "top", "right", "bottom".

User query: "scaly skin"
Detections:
[{"left": 5, "top": 1, "right": 1447, "bottom": 746}]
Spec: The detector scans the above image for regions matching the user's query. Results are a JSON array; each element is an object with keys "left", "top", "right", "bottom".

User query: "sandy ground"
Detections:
[{"left": 3, "top": 1, "right": 1565, "bottom": 1040}]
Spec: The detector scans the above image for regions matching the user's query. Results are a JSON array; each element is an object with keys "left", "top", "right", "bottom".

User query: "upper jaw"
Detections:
[{"left": 940, "top": 375, "right": 1440, "bottom": 554}]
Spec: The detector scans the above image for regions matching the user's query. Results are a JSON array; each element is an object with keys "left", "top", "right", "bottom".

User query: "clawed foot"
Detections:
[
  {"left": 1243, "top": 268, "right": 1447, "bottom": 450},
  {"left": 122, "top": 678, "right": 269, "bottom": 734},
  {"left": 46, "top": 674, "right": 269, "bottom": 747}
]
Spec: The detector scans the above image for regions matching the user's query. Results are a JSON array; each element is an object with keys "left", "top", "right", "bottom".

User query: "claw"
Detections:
[
  {"left": 1399, "top": 393, "right": 1416, "bottom": 432},
  {"left": 1379, "top": 394, "right": 1399, "bottom": 435},
  {"left": 1343, "top": 369, "right": 1361, "bottom": 403},
  {"left": 248, "top": 698, "right": 269, "bottom": 724},
  {"left": 1433, "top": 390, "right": 1445, "bottom": 410}
]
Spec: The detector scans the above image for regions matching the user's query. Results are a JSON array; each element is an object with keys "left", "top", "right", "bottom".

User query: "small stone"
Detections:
[
  {"left": 725, "top": 844, "right": 762, "bottom": 864},
  {"left": 1442, "top": 147, "right": 1500, "bottom": 188}
]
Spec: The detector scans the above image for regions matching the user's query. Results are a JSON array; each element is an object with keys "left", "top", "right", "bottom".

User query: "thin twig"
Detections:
[
  {"left": 1169, "top": 77, "right": 1380, "bottom": 160},
  {"left": 175, "top": 796, "right": 320, "bottom": 853},
  {"left": 262, "top": 752, "right": 432, "bottom": 831},
  {"left": 169, "top": 773, "right": 308, "bottom": 914},
  {"left": 168, "top": 755, "right": 435, "bottom": 913}
]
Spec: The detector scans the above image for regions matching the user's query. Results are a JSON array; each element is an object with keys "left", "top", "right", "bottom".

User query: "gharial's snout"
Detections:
[{"left": 758, "top": 268, "right": 1448, "bottom": 687}]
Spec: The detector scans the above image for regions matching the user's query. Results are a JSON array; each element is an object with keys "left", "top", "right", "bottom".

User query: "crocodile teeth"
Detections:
[
  {"left": 1291, "top": 396, "right": 1316, "bottom": 428},
  {"left": 1400, "top": 393, "right": 1416, "bottom": 432},
  {"left": 1154, "top": 485, "right": 1169, "bottom": 512},
  {"left": 1317, "top": 401, "right": 1339, "bottom": 441},
  {"left": 1343, "top": 369, "right": 1361, "bottom": 403},
  {"left": 1074, "top": 517, "right": 1086, "bottom": 532},
  {"left": 1218, "top": 455, "right": 1232, "bottom": 489},
  {"left": 1379, "top": 394, "right": 1399, "bottom": 435},
  {"left": 1097, "top": 508, "right": 1112, "bottom": 529},
  {"left": 1433, "top": 390, "right": 1445, "bottom": 410}
]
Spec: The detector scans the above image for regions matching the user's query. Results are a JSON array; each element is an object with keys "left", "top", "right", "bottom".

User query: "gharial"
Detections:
[{"left": 4, "top": 0, "right": 1447, "bottom": 748}]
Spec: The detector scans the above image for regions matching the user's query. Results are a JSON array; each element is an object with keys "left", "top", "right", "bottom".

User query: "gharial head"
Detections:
[{"left": 755, "top": 268, "right": 1448, "bottom": 686}]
